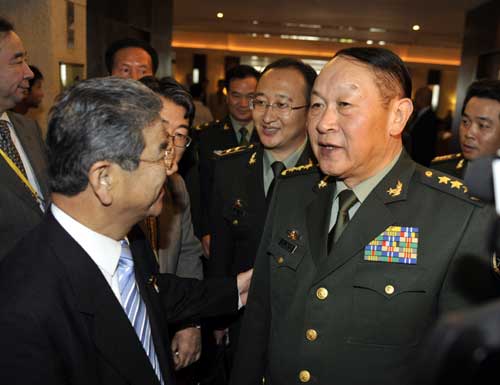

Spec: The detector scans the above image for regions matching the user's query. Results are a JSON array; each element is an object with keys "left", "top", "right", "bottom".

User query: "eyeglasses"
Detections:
[
  {"left": 249, "top": 98, "right": 309, "bottom": 117},
  {"left": 168, "top": 133, "right": 192, "bottom": 148},
  {"left": 139, "top": 149, "right": 173, "bottom": 167}
]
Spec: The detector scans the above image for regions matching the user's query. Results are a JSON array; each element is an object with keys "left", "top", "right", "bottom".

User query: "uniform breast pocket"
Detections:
[{"left": 348, "top": 262, "right": 428, "bottom": 347}]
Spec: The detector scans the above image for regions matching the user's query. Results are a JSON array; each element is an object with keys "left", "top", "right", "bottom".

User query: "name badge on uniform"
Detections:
[{"left": 364, "top": 226, "right": 419, "bottom": 265}]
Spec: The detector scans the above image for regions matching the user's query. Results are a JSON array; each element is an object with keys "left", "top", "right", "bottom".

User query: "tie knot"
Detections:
[
  {"left": 337, "top": 189, "right": 358, "bottom": 213},
  {"left": 271, "top": 161, "right": 286, "bottom": 178},
  {"left": 119, "top": 240, "right": 134, "bottom": 266},
  {"left": 239, "top": 126, "right": 248, "bottom": 136}
]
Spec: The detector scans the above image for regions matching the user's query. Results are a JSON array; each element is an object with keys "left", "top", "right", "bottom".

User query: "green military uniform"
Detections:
[
  {"left": 430, "top": 152, "right": 467, "bottom": 179},
  {"left": 231, "top": 151, "right": 500, "bottom": 385}
]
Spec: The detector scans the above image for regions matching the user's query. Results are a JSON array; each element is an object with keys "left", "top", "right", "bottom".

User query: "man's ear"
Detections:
[
  {"left": 389, "top": 97, "right": 414, "bottom": 136},
  {"left": 88, "top": 161, "right": 114, "bottom": 206}
]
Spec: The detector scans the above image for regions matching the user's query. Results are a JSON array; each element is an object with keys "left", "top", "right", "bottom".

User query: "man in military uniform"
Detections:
[
  {"left": 206, "top": 58, "right": 317, "bottom": 364},
  {"left": 431, "top": 79, "right": 500, "bottom": 178},
  {"left": 195, "top": 65, "right": 261, "bottom": 253},
  {"left": 231, "top": 47, "right": 500, "bottom": 385}
]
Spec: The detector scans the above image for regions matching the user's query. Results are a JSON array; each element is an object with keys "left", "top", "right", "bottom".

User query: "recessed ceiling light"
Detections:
[
  {"left": 378, "top": 40, "right": 386, "bottom": 46},
  {"left": 412, "top": 24, "right": 420, "bottom": 31},
  {"left": 216, "top": 12, "right": 224, "bottom": 19},
  {"left": 366, "top": 40, "right": 373, "bottom": 45},
  {"left": 251, "top": 33, "right": 257, "bottom": 37},
  {"left": 264, "top": 33, "right": 270, "bottom": 38},
  {"left": 369, "top": 27, "right": 386, "bottom": 33},
  {"left": 252, "top": 20, "right": 259, "bottom": 25}
]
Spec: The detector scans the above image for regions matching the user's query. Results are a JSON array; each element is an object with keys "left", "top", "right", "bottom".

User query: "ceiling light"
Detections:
[
  {"left": 366, "top": 40, "right": 373, "bottom": 45},
  {"left": 378, "top": 40, "right": 386, "bottom": 46},
  {"left": 251, "top": 33, "right": 257, "bottom": 37},
  {"left": 252, "top": 20, "right": 259, "bottom": 25},
  {"left": 216, "top": 12, "right": 224, "bottom": 19},
  {"left": 264, "top": 33, "right": 270, "bottom": 38},
  {"left": 369, "top": 27, "right": 386, "bottom": 33},
  {"left": 412, "top": 24, "right": 420, "bottom": 31}
]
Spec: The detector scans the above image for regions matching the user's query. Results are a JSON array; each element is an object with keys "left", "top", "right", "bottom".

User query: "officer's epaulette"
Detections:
[
  {"left": 280, "top": 159, "right": 317, "bottom": 177},
  {"left": 193, "top": 121, "right": 212, "bottom": 132},
  {"left": 419, "top": 168, "right": 482, "bottom": 206},
  {"left": 431, "top": 153, "right": 462, "bottom": 164},
  {"left": 213, "top": 144, "right": 254, "bottom": 158}
]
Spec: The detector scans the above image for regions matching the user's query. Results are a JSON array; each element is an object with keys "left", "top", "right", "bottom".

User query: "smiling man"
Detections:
[
  {"left": 231, "top": 48, "right": 500, "bottom": 385},
  {"left": 0, "top": 17, "right": 49, "bottom": 260},
  {"left": 432, "top": 79, "right": 500, "bottom": 178}
]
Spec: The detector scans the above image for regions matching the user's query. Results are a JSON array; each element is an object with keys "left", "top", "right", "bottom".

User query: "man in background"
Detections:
[
  {"left": 12, "top": 65, "right": 44, "bottom": 115},
  {"left": 106, "top": 37, "right": 157, "bottom": 80},
  {"left": 0, "top": 17, "right": 49, "bottom": 260}
]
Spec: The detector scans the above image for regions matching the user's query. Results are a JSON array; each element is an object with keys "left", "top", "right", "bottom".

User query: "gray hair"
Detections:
[{"left": 46, "top": 77, "right": 162, "bottom": 195}]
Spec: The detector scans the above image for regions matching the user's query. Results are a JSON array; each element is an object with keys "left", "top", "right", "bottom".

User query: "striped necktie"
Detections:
[{"left": 117, "top": 240, "right": 164, "bottom": 384}]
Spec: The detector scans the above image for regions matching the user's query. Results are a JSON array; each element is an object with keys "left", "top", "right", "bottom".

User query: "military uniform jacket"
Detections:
[
  {"left": 430, "top": 152, "right": 466, "bottom": 179},
  {"left": 196, "top": 116, "right": 260, "bottom": 235},
  {"left": 206, "top": 142, "right": 315, "bottom": 277},
  {"left": 231, "top": 151, "right": 500, "bottom": 385}
]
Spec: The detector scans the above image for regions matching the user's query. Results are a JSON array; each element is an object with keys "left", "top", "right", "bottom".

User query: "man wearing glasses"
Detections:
[{"left": 205, "top": 58, "right": 318, "bottom": 380}]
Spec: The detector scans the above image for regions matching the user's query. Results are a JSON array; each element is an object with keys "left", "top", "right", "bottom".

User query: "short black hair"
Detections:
[
  {"left": 0, "top": 16, "right": 14, "bottom": 34},
  {"left": 140, "top": 76, "right": 196, "bottom": 127},
  {"left": 225, "top": 65, "right": 260, "bottom": 90},
  {"left": 262, "top": 58, "right": 318, "bottom": 103},
  {"left": 462, "top": 79, "right": 500, "bottom": 115},
  {"left": 334, "top": 47, "right": 412, "bottom": 105},
  {"left": 105, "top": 38, "right": 159, "bottom": 74},
  {"left": 28, "top": 65, "right": 43, "bottom": 90}
]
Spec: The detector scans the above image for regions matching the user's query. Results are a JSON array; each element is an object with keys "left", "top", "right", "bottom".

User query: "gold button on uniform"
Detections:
[
  {"left": 277, "top": 256, "right": 284, "bottom": 264},
  {"left": 385, "top": 284, "right": 395, "bottom": 295},
  {"left": 306, "top": 329, "right": 317, "bottom": 341},
  {"left": 316, "top": 287, "right": 328, "bottom": 300},
  {"left": 299, "top": 370, "right": 311, "bottom": 382}
]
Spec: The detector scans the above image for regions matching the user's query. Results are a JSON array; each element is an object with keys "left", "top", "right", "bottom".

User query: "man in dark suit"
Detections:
[
  {"left": 0, "top": 77, "right": 251, "bottom": 385},
  {"left": 194, "top": 65, "right": 261, "bottom": 253},
  {"left": 408, "top": 86, "right": 439, "bottom": 166},
  {"left": 231, "top": 47, "right": 500, "bottom": 385},
  {"left": 105, "top": 37, "right": 158, "bottom": 80},
  {"left": 432, "top": 79, "right": 500, "bottom": 178},
  {"left": 206, "top": 59, "right": 317, "bottom": 358},
  {"left": 0, "top": 17, "right": 49, "bottom": 260}
]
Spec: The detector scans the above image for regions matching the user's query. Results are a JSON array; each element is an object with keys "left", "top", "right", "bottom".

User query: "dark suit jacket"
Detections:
[
  {"left": 196, "top": 116, "right": 260, "bottom": 236},
  {"left": 0, "top": 211, "right": 237, "bottom": 385},
  {"left": 0, "top": 112, "right": 49, "bottom": 260},
  {"left": 231, "top": 151, "right": 500, "bottom": 385},
  {"left": 409, "top": 107, "right": 439, "bottom": 167}
]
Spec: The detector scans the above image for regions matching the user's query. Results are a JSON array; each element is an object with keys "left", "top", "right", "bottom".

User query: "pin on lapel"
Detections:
[
  {"left": 248, "top": 152, "right": 257, "bottom": 165},
  {"left": 387, "top": 180, "right": 403, "bottom": 197},
  {"left": 148, "top": 275, "right": 160, "bottom": 293}
]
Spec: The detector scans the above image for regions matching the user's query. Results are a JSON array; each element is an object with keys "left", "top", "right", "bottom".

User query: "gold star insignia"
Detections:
[
  {"left": 248, "top": 152, "right": 257, "bottom": 165},
  {"left": 438, "top": 176, "right": 451, "bottom": 184},
  {"left": 425, "top": 171, "right": 433, "bottom": 177},
  {"left": 387, "top": 180, "right": 403, "bottom": 197},
  {"left": 450, "top": 180, "right": 463, "bottom": 189}
]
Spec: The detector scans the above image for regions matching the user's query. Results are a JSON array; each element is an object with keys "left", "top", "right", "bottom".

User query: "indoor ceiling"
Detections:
[{"left": 173, "top": 0, "right": 488, "bottom": 49}]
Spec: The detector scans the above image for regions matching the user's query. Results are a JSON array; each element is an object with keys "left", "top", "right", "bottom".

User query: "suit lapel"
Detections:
[
  {"left": 8, "top": 112, "right": 50, "bottom": 201},
  {"left": 47, "top": 214, "right": 162, "bottom": 385},
  {"left": 312, "top": 152, "right": 415, "bottom": 285}
]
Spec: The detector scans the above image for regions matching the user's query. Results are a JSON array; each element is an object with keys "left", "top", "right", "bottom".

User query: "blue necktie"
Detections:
[{"left": 117, "top": 240, "right": 164, "bottom": 384}]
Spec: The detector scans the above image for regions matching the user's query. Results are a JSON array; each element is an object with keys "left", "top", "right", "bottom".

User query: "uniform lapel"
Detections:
[
  {"left": 47, "top": 214, "right": 162, "bottom": 385},
  {"left": 312, "top": 152, "right": 415, "bottom": 285}
]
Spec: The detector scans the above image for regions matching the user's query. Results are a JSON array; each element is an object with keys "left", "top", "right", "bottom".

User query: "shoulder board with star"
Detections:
[
  {"left": 431, "top": 153, "right": 463, "bottom": 164},
  {"left": 280, "top": 159, "right": 318, "bottom": 177},
  {"left": 419, "top": 168, "right": 483, "bottom": 206},
  {"left": 213, "top": 144, "right": 255, "bottom": 159}
]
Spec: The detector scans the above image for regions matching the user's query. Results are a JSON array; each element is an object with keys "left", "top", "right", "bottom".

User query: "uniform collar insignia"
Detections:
[
  {"left": 248, "top": 152, "right": 257, "bottom": 165},
  {"left": 387, "top": 180, "right": 403, "bottom": 197}
]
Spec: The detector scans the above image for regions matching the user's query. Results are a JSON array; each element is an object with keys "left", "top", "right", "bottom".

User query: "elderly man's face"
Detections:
[
  {"left": 0, "top": 31, "right": 33, "bottom": 111},
  {"left": 111, "top": 47, "right": 153, "bottom": 80},
  {"left": 253, "top": 68, "right": 308, "bottom": 158},
  {"left": 308, "top": 56, "right": 404, "bottom": 187},
  {"left": 459, "top": 96, "right": 500, "bottom": 160},
  {"left": 116, "top": 118, "right": 169, "bottom": 220}
]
